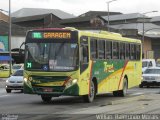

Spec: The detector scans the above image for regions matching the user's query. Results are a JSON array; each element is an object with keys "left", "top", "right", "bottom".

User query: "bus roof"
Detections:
[
  {"left": 63, "top": 27, "right": 141, "bottom": 44},
  {"left": 78, "top": 29, "right": 141, "bottom": 44}
]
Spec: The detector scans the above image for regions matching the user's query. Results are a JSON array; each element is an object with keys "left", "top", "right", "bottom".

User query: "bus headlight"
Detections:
[
  {"left": 24, "top": 77, "right": 32, "bottom": 82},
  {"left": 24, "top": 78, "right": 28, "bottom": 82},
  {"left": 72, "top": 79, "right": 77, "bottom": 84},
  {"left": 65, "top": 79, "right": 78, "bottom": 88}
]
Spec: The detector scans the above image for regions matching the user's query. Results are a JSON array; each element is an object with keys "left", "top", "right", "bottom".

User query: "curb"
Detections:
[
  {"left": 0, "top": 79, "right": 6, "bottom": 88},
  {"left": 0, "top": 78, "right": 7, "bottom": 81},
  {"left": 108, "top": 95, "right": 145, "bottom": 105}
]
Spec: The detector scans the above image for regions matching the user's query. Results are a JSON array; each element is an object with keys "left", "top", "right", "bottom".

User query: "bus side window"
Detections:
[
  {"left": 105, "top": 41, "right": 112, "bottom": 59},
  {"left": 136, "top": 44, "right": 141, "bottom": 60},
  {"left": 98, "top": 40, "right": 105, "bottom": 59},
  {"left": 130, "top": 44, "right": 136, "bottom": 60},
  {"left": 90, "top": 39, "right": 97, "bottom": 59},
  {"left": 120, "top": 43, "right": 125, "bottom": 59},
  {"left": 125, "top": 43, "right": 130, "bottom": 60},
  {"left": 113, "top": 42, "right": 119, "bottom": 59}
]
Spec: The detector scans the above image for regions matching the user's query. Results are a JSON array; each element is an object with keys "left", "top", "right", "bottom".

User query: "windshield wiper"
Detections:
[{"left": 53, "top": 42, "right": 65, "bottom": 59}]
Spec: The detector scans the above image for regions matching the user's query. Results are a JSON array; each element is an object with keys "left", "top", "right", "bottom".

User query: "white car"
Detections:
[
  {"left": 142, "top": 59, "right": 156, "bottom": 73},
  {"left": 12, "top": 64, "right": 24, "bottom": 73},
  {"left": 6, "top": 69, "right": 24, "bottom": 93},
  {"left": 140, "top": 67, "right": 160, "bottom": 88}
]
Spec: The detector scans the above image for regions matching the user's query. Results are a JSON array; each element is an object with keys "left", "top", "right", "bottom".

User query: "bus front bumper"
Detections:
[{"left": 23, "top": 82, "right": 79, "bottom": 97}]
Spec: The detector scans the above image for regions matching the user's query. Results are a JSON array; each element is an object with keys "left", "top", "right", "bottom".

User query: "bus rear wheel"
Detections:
[
  {"left": 83, "top": 80, "right": 95, "bottom": 103},
  {"left": 41, "top": 95, "right": 52, "bottom": 102},
  {"left": 113, "top": 78, "right": 128, "bottom": 97}
]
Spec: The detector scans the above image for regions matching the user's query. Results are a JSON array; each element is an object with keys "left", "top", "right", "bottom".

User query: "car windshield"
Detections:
[
  {"left": 12, "top": 70, "right": 23, "bottom": 76},
  {"left": 144, "top": 69, "right": 160, "bottom": 74},
  {"left": 25, "top": 42, "right": 78, "bottom": 71},
  {"left": 12, "top": 65, "right": 22, "bottom": 70},
  {"left": 142, "top": 61, "right": 148, "bottom": 67}
]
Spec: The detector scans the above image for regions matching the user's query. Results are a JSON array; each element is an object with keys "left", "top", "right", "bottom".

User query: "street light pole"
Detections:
[
  {"left": 106, "top": 0, "right": 117, "bottom": 32},
  {"left": 142, "top": 11, "right": 158, "bottom": 58},
  {"left": 9, "top": 0, "right": 12, "bottom": 75}
]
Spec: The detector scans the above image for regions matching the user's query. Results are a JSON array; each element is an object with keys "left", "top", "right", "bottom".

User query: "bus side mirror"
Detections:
[{"left": 19, "top": 42, "right": 25, "bottom": 56}]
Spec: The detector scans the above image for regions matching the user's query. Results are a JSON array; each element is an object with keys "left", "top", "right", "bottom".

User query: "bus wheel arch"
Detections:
[
  {"left": 82, "top": 77, "right": 97, "bottom": 103},
  {"left": 113, "top": 75, "right": 128, "bottom": 97}
]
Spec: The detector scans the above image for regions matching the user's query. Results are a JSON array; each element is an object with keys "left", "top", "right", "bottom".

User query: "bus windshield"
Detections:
[{"left": 25, "top": 42, "right": 78, "bottom": 71}]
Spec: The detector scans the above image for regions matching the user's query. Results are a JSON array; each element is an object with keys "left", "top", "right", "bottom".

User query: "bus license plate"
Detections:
[{"left": 43, "top": 88, "right": 53, "bottom": 92}]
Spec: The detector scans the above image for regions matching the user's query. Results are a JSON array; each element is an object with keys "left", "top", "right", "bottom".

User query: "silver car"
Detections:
[
  {"left": 6, "top": 69, "right": 24, "bottom": 93},
  {"left": 140, "top": 67, "right": 160, "bottom": 88}
]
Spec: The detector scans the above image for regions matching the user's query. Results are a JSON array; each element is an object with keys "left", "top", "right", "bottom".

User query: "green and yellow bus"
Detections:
[{"left": 23, "top": 27, "right": 142, "bottom": 102}]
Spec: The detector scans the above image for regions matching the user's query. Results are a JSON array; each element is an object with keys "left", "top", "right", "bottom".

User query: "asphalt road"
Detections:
[{"left": 0, "top": 81, "right": 160, "bottom": 120}]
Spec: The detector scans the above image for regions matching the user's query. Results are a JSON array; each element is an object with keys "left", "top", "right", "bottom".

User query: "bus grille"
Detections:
[{"left": 31, "top": 76, "right": 68, "bottom": 82}]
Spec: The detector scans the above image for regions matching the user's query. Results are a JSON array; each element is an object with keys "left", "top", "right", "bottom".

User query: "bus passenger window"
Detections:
[
  {"left": 98, "top": 40, "right": 105, "bottom": 59},
  {"left": 125, "top": 43, "right": 130, "bottom": 60},
  {"left": 113, "top": 42, "right": 119, "bottom": 59},
  {"left": 90, "top": 39, "right": 97, "bottom": 60},
  {"left": 130, "top": 44, "right": 136, "bottom": 60},
  {"left": 136, "top": 45, "right": 141, "bottom": 60},
  {"left": 120, "top": 43, "right": 125, "bottom": 59},
  {"left": 105, "top": 41, "right": 112, "bottom": 59}
]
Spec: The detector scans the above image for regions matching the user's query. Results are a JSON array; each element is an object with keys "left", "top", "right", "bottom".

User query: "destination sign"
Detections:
[
  {"left": 32, "top": 32, "right": 71, "bottom": 39},
  {"left": 44, "top": 32, "right": 71, "bottom": 39}
]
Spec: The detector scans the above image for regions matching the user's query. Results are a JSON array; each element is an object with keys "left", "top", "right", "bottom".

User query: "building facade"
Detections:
[{"left": 1, "top": 9, "right": 160, "bottom": 63}]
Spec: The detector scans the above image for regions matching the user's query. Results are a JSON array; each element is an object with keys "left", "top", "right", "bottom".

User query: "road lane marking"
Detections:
[
  {"left": 108, "top": 95, "right": 145, "bottom": 105},
  {"left": 129, "top": 92, "right": 144, "bottom": 96},
  {"left": 0, "top": 94, "right": 10, "bottom": 98}
]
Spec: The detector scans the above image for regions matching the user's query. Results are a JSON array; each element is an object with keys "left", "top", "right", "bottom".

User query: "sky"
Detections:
[{"left": 0, "top": 0, "right": 160, "bottom": 17}]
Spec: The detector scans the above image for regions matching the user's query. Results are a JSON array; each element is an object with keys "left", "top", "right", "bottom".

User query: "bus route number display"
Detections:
[{"left": 32, "top": 32, "right": 71, "bottom": 39}]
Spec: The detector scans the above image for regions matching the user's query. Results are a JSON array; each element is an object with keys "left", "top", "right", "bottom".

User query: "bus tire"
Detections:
[
  {"left": 119, "top": 78, "right": 128, "bottom": 97},
  {"left": 41, "top": 95, "right": 52, "bottom": 102},
  {"left": 113, "top": 91, "right": 119, "bottom": 97},
  {"left": 113, "top": 78, "right": 128, "bottom": 97},
  {"left": 83, "top": 80, "right": 95, "bottom": 103}
]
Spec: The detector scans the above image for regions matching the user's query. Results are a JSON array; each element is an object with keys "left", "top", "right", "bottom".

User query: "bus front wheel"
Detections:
[
  {"left": 41, "top": 95, "right": 52, "bottom": 102},
  {"left": 83, "top": 80, "right": 95, "bottom": 103}
]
